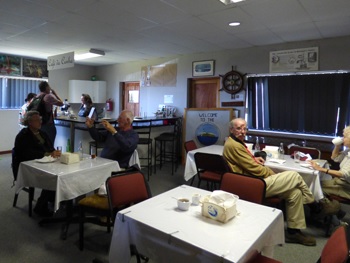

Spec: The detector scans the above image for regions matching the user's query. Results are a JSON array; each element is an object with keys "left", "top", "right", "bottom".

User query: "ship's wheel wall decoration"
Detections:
[{"left": 220, "top": 67, "right": 244, "bottom": 95}]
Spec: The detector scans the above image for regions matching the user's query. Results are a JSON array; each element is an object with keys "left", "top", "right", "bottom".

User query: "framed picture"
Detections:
[{"left": 192, "top": 60, "right": 215, "bottom": 77}]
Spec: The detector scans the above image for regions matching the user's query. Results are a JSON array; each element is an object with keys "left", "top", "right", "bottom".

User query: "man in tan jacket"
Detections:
[{"left": 223, "top": 118, "right": 340, "bottom": 246}]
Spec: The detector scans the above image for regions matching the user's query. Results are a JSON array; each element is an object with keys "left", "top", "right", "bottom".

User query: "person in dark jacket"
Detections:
[
  {"left": 14, "top": 111, "right": 61, "bottom": 217},
  {"left": 85, "top": 110, "right": 138, "bottom": 168}
]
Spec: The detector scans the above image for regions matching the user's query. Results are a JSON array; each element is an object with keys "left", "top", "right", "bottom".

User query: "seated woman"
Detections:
[
  {"left": 311, "top": 126, "right": 350, "bottom": 199},
  {"left": 78, "top": 93, "right": 96, "bottom": 118},
  {"left": 14, "top": 111, "right": 61, "bottom": 217},
  {"left": 310, "top": 126, "right": 350, "bottom": 230}
]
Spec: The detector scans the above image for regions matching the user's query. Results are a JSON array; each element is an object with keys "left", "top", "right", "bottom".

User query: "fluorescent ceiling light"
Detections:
[
  {"left": 229, "top": 22, "right": 241, "bottom": 26},
  {"left": 219, "top": 0, "right": 245, "bottom": 5},
  {"left": 74, "top": 49, "right": 105, "bottom": 60}
]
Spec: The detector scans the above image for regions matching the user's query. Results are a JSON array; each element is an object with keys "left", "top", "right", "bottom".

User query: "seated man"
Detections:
[
  {"left": 223, "top": 118, "right": 340, "bottom": 246},
  {"left": 85, "top": 110, "right": 138, "bottom": 168},
  {"left": 14, "top": 111, "right": 61, "bottom": 217}
]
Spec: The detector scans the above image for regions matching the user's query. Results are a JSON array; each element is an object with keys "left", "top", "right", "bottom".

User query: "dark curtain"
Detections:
[{"left": 247, "top": 73, "right": 350, "bottom": 136}]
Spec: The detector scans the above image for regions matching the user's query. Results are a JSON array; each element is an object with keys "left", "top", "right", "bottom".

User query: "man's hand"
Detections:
[
  {"left": 85, "top": 117, "right": 94, "bottom": 128},
  {"left": 51, "top": 150, "right": 61, "bottom": 158},
  {"left": 101, "top": 120, "right": 117, "bottom": 134},
  {"left": 255, "top": 156, "right": 265, "bottom": 165}
]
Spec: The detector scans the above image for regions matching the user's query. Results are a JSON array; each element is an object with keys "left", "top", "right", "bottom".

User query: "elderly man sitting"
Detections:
[
  {"left": 223, "top": 118, "right": 340, "bottom": 246},
  {"left": 85, "top": 109, "right": 138, "bottom": 168}
]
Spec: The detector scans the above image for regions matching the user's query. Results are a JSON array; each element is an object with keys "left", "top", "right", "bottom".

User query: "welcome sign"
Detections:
[{"left": 183, "top": 108, "right": 233, "bottom": 148}]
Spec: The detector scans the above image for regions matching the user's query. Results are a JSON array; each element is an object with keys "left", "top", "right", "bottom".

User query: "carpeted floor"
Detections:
[{"left": 0, "top": 153, "right": 348, "bottom": 263}]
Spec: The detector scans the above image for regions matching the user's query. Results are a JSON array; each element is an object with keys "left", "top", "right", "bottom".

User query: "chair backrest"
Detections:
[
  {"left": 289, "top": 146, "right": 321, "bottom": 159},
  {"left": 194, "top": 152, "right": 230, "bottom": 176},
  {"left": 184, "top": 140, "right": 197, "bottom": 153},
  {"left": 106, "top": 169, "right": 152, "bottom": 218},
  {"left": 319, "top": 225, "right": 350, "bottom": 263},
  {"left": 220, "top": 172, "right": 266, "bottom": 204}
]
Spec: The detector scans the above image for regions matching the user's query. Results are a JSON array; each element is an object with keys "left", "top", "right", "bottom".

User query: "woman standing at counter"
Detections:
[{"left": 78, "top": 93, "right": 96, "bottom": 118}]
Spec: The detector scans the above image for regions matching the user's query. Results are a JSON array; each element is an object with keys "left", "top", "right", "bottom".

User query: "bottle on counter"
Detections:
[
  {"left": 255, "top": 137, "right": 260, "bottom": 151},
  {"left": 66, "top": 138, "right": 71, "bottom": 153},
  {"left": 78, "top": 141, "right": 83, "bottom": 160},
  {"left": 278, "top": 143, "right": 285, "bottom": 159}
]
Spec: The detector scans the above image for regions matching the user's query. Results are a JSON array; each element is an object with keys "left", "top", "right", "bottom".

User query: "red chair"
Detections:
[
  {"left": 289, "top": 146, "right": 321, "bottom": 159},
  {"left": 220, "top": 172, "right": 266, "bottom": 204},
  {"left": 317, "top": 225, "right": 349, "bottom": 263},
  {"left": 78, "top": 168, "right": 151, "bottom": 251},
  {"left": 194, "top": 152, "right": 230, "bottom": 190},
  {"left": 220, "top": 172, "right": 283, "bottom": 208},
  {"left": 246, "top": 250, "right": 282, "bottom": 263}
]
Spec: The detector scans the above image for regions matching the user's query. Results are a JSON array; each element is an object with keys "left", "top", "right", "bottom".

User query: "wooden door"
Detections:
[
  {"left": 189, "top": 77, "right": 220, "bottom": 108},
  {"left": 122, "top": 82, "right": 140, "bottom": 117}
]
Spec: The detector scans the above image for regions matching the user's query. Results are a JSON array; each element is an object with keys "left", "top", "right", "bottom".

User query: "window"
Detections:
[
  {"left": 0, "top": 77, "right": 41, "bottom": 109},
  {"left": 247, "top": 72, "right": 350, "bottom": 137}
]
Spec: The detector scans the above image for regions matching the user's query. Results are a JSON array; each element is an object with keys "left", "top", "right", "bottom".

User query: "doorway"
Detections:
[
  {"left": 121, "top": 81, "right": 140, "bottom": 117},
  {"left": 188, "top": 77, "right": 220, "bottom": 108}
]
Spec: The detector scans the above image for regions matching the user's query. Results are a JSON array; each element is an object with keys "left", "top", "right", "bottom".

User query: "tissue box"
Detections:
[
  {"left": 60, "top": 152, "right": 80, "bottom": 164},
  {"left": 201, "top": 191, "right": 238, "bottom": 223}
]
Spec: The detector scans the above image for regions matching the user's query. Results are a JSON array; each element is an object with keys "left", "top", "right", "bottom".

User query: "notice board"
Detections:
[{"left": 183, "top": 108, "right": 234, "bottom": 149}]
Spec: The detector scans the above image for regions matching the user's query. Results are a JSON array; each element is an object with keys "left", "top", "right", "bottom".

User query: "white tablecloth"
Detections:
[
  {"left": 184, "top": 145, "right": 326, "bottom": 200},
  {"left": 15, "top": 156, "right": 120, "bottom": 211},
  {"left": 109, "top": 185, "right": 284, "bottom": 263}
]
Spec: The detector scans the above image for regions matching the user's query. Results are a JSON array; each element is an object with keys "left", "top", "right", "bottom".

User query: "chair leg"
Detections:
[
  {"left": 28, "top": 187, "right": 34, "bottom": 217},
  {"left": 190, "top": 176, "right": 195, "bottom": 186},
  {"left": 79, "top": 208, "right": 85, "bottom": 251},
  {"left": 13, "top": 193, "right": 19, "bottom": 207}
]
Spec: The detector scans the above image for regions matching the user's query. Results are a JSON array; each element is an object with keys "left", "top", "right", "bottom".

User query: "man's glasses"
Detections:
[{"left": 235, "top": 127, "right": 248, "bottom": 132}]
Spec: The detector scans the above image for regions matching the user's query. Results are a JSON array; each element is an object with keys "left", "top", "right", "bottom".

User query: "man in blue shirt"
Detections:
[{"left": 86, "top": 110, "right": 138, "bottom": 168}]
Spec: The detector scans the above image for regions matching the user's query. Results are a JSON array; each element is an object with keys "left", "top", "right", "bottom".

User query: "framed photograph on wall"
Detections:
[{"left": 192, "top": 60, "right": 215, "bottom": 77}]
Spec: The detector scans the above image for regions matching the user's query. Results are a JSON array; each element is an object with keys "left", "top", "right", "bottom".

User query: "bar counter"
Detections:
[{"left": 55, "top": 115, "right": 181, "bottom": 152}]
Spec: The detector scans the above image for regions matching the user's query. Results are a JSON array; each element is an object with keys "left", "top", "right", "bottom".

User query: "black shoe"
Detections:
[{"left": 285, "top": 231, "right": 316, "bottom": 246}]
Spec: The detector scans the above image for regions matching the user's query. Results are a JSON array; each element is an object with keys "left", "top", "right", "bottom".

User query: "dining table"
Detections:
[
  {"left": 184, "top": 144, "right": 327, "bottom": 201},
  {"left": 15, "top": 155, "right": 120, "bottom": 211},
  {"left": 109, "top": 185, "right": 284, "bottom": 263}
]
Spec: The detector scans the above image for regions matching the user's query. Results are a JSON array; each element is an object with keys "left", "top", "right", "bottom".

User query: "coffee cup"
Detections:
[
  {"left": 192, "top": 193, "right": 201, "bottom": 205},
  {"left": 332, "top": 137, "right": 343, "bottom": 146},
  {"left": 177, "top": 198, "right": 190, "bottom": 211}
]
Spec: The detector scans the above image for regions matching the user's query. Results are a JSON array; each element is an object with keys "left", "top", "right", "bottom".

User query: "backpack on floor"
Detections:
[{"left": 26, "top": 94, "right": 50, "bottom": 124}]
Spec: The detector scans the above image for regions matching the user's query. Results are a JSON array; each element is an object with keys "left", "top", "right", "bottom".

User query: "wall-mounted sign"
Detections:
[
  {"left": 269, "top": 47, "right": 319, "bottom": 73},
  {"left": 183, "top": 108, "right": 233, "bottom": 148},
  {"left": 47, "top": 52, "right": 74, "bottom": 71}
]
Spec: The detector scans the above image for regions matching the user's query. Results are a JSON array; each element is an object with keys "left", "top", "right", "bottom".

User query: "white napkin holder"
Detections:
[
  {"left": 201, "top": 190, "right": 238, "bottom": 223},
  {"left": 263, "top": 146, "right": 279, "bottom": 159},
  {"left": 60, "top": 152, "right": 80, "bottom": 164}
]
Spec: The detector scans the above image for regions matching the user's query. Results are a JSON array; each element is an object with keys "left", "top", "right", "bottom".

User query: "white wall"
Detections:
[{"left": 2, "top": 36, "right": 350, "bottom": 152}]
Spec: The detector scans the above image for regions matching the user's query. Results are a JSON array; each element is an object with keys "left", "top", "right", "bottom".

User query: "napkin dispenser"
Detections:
[
  {"left": 60, "top": 152, "right": 80, "bottom": 164},
  {"left": 201, "top": 190, "right": 238, "bottom": 223},
  {"left": 262, "top": 146, "right": 279, "bottom": 159}
]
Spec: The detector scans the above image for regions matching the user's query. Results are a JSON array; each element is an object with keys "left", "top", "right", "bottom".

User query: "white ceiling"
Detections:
[{"left": 1, "top": 0, "right": 350, "bottom": 66}]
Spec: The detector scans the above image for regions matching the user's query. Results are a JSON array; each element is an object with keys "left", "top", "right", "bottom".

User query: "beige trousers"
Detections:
[
  {"left": 322, "top": 178, "right": 350, "bottom": 199},
  {"left": 264, "top": 171, "right": 315, "bottom": 229}
]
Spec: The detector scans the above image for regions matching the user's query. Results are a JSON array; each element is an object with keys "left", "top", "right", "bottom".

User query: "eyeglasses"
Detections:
[{"left": 235, "top": 127, "right": 248, "bottom": 132}]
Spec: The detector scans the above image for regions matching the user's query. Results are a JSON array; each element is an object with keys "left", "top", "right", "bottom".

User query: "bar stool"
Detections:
[
  {"left": 136, "top": 122, "right": 152, "bottom": 181},
  {"left": 154, "top": 117, "right": 182, "bottom": 175}
]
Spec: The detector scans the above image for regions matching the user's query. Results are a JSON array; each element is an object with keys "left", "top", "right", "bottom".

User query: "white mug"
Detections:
[
  {"left": 192, "top": 193, "right": 201, "bottom": 205},
  {"left": 332, "top": 137, "right": 343, "bottom": 146}
]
